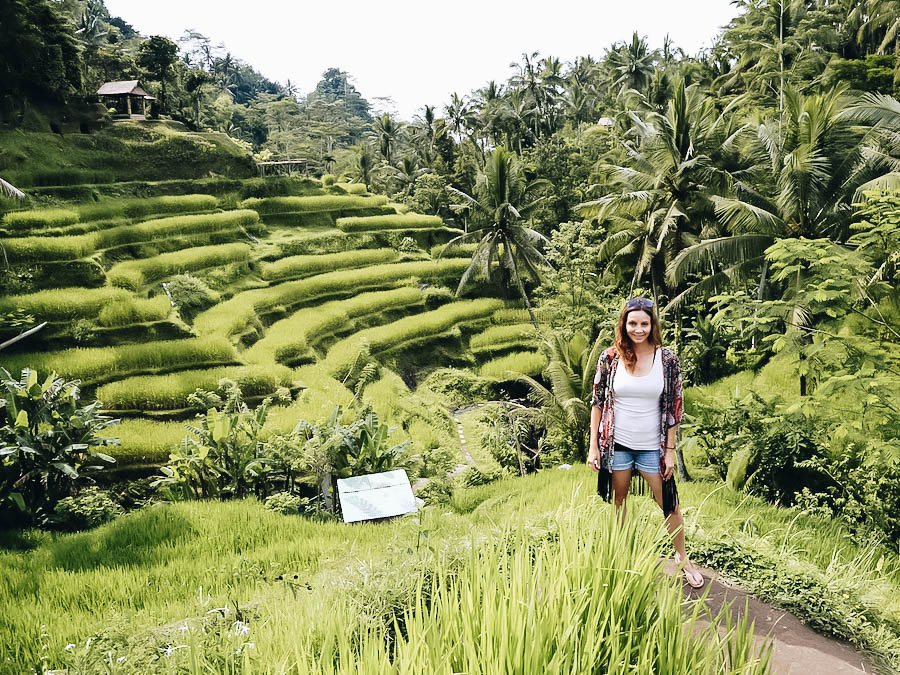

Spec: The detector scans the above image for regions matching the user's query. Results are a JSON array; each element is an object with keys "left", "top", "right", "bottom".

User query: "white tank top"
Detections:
[{"left": 613, "top": 349, "right": 663, "bottom": 451}]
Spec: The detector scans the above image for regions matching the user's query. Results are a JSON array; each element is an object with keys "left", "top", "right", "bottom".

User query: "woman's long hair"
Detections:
[{"left": 615, "top": 302, "right": 663, "bottom": 370}]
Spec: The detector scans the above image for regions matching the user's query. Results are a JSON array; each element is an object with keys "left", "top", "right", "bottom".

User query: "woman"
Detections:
[{"left": 587, "top": 297, "right": 704, "bottom": 588}]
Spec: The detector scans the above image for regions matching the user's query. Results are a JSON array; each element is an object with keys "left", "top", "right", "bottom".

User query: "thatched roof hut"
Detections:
[{"left": 97, "top": 80, "right": 156, "bottom": 119}]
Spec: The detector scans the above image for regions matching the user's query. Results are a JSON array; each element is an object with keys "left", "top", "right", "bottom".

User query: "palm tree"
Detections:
[
  {"left": 607, "top": 32, "right": 656, "bottom": 95},
  {"left": 387, "top": 156, "right": 426, "bottom": 197},
  {"left": 372, "top": 113, "right": 404, "bottom": 165},
  {"left": 353, "top": 143, "right": 376, "bottom": 190},
  {"left": 667, "top": 86, "right": 896, "bottom": 308},
  {"left": 576, "top": 80, "right": 741, "bottom": 303},
  {"left": 446, "top": 147, "right": 551, "bottom": 327},
  {"left": 519, "top": 332, "right": 606, "bottom": 461}
]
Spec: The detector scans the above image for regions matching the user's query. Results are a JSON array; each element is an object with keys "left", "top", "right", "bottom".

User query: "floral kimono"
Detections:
[{"left": 590, "top": 346, "right": 685, "bottom": 515}]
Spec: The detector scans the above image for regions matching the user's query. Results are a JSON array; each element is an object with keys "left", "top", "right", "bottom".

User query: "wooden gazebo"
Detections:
[{"left": 97, "top": 80, "right": 156, "bottom": 119}]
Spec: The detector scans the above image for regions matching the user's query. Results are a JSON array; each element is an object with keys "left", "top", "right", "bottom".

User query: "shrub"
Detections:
[
  {"left": 416, "top": 477, "right": 454, "bottom": 504},
  {"left": 96, "top": 365, "right": 294, "bottom": 411},
  {"left": 2, "top": 338, "right": 237, "bottom": 386},
  {"left": 0, "top": 368, "right": 118, "bottom": 524},
  {"left": 108, "top": 243, "right": 251, "bottom": 290},
  {"left": 263, "top": 491, "right": 314, "bottom": 515},
  {"left": 2, "top": 208, "right": 78, "bottom": 231},
  {"left": 165, "top": 274, "right": 218, "bottom": 321},
  {"left": 240, "top": 195, "right": 387, "bottom": 214},
  {"left": 50, "top": 487, "right": 123, "bottom": 530},
  {"left": 321, "top": 174, "right": 336, "bottom": 186},
  {"left": 421, "top": 368, "right": 495, "bottom": 407},
  {"left": 261, "top": 249, "right": 399, "bottom": 281},
  {"left": 336, "top": 213, "right": 444, "bottom": 232},
  {"left": 460, "top": 465, "right": 504, "bottom": 487},
  {"left": 479, "top": 351, "right": 548, "bottom": 379}
]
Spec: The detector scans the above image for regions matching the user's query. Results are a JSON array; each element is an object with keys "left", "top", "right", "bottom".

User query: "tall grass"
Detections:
[
  {"left": 107, "top": 243, "right": 251, "bottom": 290},
  {"left": 245, "top": 287, "right": 424, "bottom": 365},
  {"left": 336, "top": 213, "right": 443, "bottom": 232},
  {"left": 479, "top": 350, "right": 548, "bottom": 378},
  {"left": 0, "top": 288, "right": 170, "bottom": 325},
  {"left": 260, "top": 249, "right": 398, "bottom": 282},
  {"left": 336, "top": 182, "right": 367, "bottom": 195},
  {"left": 101, "top": 417, "right": 187, "bottom": 465},
  {"left": 2, "top": 210, "right": 258, "bottom": 262},
  {"left": 0, "top": 477, "right": 770, "bottom": 673},
  {"left": 240, "top": 195, "right": 388, "bottom": 214},
  {"left": 323, "top": 298, "right": 503, "bottom": 378},
  {"left": 194, "top": 258, "right": 471, "bottom": 341},
  {"left": 95, "top": 365, "right": 294, "bottom": 411},
  {"left": 2, "top": 338, "right": 237, "bottom": 386}
]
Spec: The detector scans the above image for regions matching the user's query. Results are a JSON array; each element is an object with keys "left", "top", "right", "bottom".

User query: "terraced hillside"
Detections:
[{"left": 0, "top": 175, "right": 541, "bottom": 480}]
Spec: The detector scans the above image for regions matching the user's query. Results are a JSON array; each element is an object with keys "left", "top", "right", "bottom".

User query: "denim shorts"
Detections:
[{"left": 610, "top": 443, "right": 660, "bottom": 474}]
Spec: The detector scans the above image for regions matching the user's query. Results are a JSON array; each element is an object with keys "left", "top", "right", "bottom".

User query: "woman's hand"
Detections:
[
  {"left": 587, "top": 446, "right": 601, "bottom": 473},
  {"left": 662, "top": 449, "right": 675, "bottom": 480}
]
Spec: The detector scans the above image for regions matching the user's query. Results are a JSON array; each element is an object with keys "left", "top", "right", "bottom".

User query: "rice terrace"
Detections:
[{"left": 1, "top": 0, "right": 900, "bottom": 673}]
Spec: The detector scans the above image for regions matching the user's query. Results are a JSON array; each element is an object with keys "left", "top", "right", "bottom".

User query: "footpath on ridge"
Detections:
[{"left": 664, "top": 561, "right": 880, "bottom": 674}]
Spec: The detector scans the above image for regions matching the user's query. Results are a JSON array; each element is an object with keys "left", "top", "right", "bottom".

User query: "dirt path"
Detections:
[
  {"left": 663, "top": 561, "right": 880, "bottom": 674},
  {"left": 413, "top": 407, "right": 481, "bottom": 491}
]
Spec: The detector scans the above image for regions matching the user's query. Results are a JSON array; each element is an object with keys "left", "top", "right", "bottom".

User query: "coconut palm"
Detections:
[
  {"left": 446, "top": 147, "right": 551, "bottom": 327},
  {"left": 607, "top": 32, "right": 656, "bottom": 95},
  {"left": 372, "top": 113, "right": 404, "bottom": 165},
  {"left": 519, "top": 331, "right": 606, "bottom": 461},
  {"left": 576, "top": 80, "right": 743, "bottom": 303},
  {"left": 667, "top": 86, "right": 898, "bottom": 307}
]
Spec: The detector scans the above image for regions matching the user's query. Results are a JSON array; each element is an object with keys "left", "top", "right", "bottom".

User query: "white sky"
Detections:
[{"left": 104, "top": 0, "right": 738, "bottom": 120}]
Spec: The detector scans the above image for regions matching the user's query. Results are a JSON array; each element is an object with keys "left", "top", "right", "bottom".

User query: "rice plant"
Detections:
[
  {"left": 323, "top": 298, "right": 503, "bottom": 378},
  {"left": 0, "top": 287, "right": 132, "bottom": 322},
  {"left": 2, "top": 208, "right": 78, "bottom": 231},
  {"left": 107, "top": 243, "right": 251, "bottom": 290},
  {"left": 97, "top": 296, "right": 172, "bottom": 327},
  {"left": 260, "top": 249, "right": 399, "bottom": 282},
  {"left": 245, "top": 288, "right": 424, "bottom": 365},
  {"left": 240, "top": 195, "right": 388, "bottom": 215},
  {"left": 336, "top": 182, "right": 367, "bottom": 195},
  {"left": 75, "top": 194, "right": 218, "bottom": 222},
  {"left": 2, "top": 338, "right": 237, "bottom": 386},
  {"left": 336, "top": 213, "right": 444, "bottom": 232},
  {"left": 479, "top": 350, "right": 548, "bottom": 378},
  {"left": 95, "top": 365, "right": 294, "bottom": 411},
  {"left": 194, "top": 258, "right": 471, "bottom": 341},
  {"left": 2, "top": 210, "right": 258, "bottom": 262},
  {"left": 470, "top": 322, "right": 537, "bottom": 353}
]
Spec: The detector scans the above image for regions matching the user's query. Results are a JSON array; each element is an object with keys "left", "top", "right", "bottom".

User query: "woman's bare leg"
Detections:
[
  {"left": 612, "top": 469, "right": 632, "bottom": 520},
  {"left": 638, "top": 470, "right": 703, "bottom": 585}
]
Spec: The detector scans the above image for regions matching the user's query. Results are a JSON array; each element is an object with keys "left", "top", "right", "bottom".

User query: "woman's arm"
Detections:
[
  {"left": 588, "top": 404, "right": 602, "bottom": 471},
  {"left": 662, "top": 424, "right": 678, "bottom": 480}
]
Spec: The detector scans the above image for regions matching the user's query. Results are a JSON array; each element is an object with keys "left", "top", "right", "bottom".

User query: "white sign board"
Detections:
[{"left": 337, "top": 469, "right": 418, "bottom": 523}]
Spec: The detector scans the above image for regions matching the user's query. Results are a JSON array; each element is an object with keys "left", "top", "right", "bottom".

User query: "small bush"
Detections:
[
  {"left": 460, "top": 466, "right": 503, "bottom": 487},
  {"left": 263, "top": 492, "right": 314, "bottom": 515},
  {"left": 421, "top": 368, "right": 495, "bottom": 407},
  {"left": 2, "top": 208, "right": 78, "bottom": 231},
  {"left": 336, "top": 213, "right": 444, "bottom": 232},
  {"left": 50, "top": 487, "right": 123, "bottom": 531},
  {"left": 321, "top": 174, "right": 336, "bottom": 186},
  {"left": 337, "top": 182, "right": 367, "bottom": 194},
  {"left": 165, "top": 274, "right": 218, "bottom": 320},
  {"left": 417, "top": 478, "right": 453, "bottom": 505},
  {"left": 261, "top": 249, "right": 398, "bottom": 281}
]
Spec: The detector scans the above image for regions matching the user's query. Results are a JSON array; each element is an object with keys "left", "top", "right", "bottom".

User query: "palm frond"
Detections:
[
  {"left": 0, "top": 177, "right": 25, "bottom": 200},
  {"left": 712, "top": 195, "right": 784, "bottom": 234},
  {"left": 666, "top": 234, "right": 773, "bottom": 285}
]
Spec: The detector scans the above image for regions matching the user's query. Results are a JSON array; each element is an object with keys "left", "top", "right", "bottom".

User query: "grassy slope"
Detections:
[
  {"left": 0, "top": 121, "right": 253, "bottom": 189},
  {"left": 2, "top": 470, "right": 897, "bottom": 672}
]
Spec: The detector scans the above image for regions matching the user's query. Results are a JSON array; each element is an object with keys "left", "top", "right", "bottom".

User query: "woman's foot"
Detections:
[{"left": 674, "top": 553, "right": 704, "bottom": 588}]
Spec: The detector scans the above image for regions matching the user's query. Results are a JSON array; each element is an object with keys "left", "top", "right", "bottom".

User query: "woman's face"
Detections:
[{"left": 625, "top": 310, "right": 652, "bottom": 344}]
